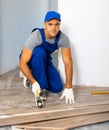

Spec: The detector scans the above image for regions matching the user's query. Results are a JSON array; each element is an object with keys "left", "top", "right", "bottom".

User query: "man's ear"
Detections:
[{"left": 44, "top": 22, "right": 46, "bottom": 28}]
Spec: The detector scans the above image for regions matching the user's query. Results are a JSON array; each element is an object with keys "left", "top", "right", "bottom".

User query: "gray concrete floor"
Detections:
[{"left": 71, "top": 121, "right": 109, "bottom": 130}]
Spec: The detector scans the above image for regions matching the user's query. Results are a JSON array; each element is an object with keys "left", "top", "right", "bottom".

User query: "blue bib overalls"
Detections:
[{"left": 28, "top": 28, "right": 63, "bottom": 93}]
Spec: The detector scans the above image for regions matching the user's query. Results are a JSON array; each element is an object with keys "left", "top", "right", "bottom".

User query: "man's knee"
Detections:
[
  {"left": 55, "top": 85, "right": 63, "bottom": 93},
  {"left": 49, "top": 84, "right": 63, "bottom": 93}
]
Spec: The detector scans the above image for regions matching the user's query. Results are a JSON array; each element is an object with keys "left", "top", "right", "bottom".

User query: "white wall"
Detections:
[
  {"left": 0, "top": 0, "right": 49, "bottom": 75},
  {"left": 49, "top": 0, "right": 58, "bottom": 11},
  {"left": 58, "top": 0, "right": 109, "bottom": 87}
]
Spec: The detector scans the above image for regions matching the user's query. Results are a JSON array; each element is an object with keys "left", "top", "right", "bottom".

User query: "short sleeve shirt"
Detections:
[{"left": 24, "top": 29, "right": 70, "bottom": 51}]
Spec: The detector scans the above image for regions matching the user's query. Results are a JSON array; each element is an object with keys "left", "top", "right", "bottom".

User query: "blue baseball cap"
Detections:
[{"left": 44, "top": 11, "right": 61, "bottom": 22}]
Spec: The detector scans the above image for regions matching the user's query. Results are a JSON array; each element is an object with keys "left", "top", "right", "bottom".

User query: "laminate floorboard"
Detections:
[
  {"left": 16, "top": 112, "right": 109, "bottom": 130},
  {"left": 0, "top": 68, "right": 109, "bottom": 128}
]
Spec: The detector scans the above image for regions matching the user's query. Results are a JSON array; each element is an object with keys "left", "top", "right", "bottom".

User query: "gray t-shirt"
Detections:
[{"left": 24, "top": 29, "right": 70, "bottom": 51}]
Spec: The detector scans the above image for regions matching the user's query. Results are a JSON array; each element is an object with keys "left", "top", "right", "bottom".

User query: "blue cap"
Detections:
[{"left": 44, "top": 11, "right": 61, "bottom": 22}]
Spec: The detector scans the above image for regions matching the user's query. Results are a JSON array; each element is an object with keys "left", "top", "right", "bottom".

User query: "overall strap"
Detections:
[
  {"left": 39, "top": 28, "right": 60, "bottom": 48},
  {"left": 31, "top": 28, "right": 38, "bottom": 33},
  {"left": 31, "top": 28, "right": 60, "bottom": 46},
  {"left": 39, "top": 29, "right": 60, "bottom": 53},
  {"left": 31, "top": 28, "right": 60, "bottom": 55}
]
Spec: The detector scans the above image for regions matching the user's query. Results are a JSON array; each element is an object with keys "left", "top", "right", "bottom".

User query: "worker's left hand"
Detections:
[{"left": 60, "top": 88, "right": 75, "bottom": 104}]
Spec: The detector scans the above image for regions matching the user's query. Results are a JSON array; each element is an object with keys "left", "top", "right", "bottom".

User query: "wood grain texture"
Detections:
[
  {"left": 0, "top": 68, "right": 109, "bottom": 128},
  {"left": 16, "top": 112, "right": 109, "bottom": 130}
]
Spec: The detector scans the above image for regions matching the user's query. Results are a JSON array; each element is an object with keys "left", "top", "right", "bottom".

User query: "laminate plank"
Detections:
[
  {"left": 16, "top": 112, "right": 109, "bottom": 130},
  {"left": 0, "top": 103, "right": 109, "bottom": 126}
]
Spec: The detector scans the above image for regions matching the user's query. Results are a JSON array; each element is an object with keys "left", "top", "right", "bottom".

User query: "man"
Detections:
[{"left": 19, "top": 11, "right": 75, "bottom": 105}]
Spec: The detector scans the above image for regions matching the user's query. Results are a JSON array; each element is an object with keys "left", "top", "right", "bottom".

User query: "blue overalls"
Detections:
[{"left": 28, "top": 28, "right": 63, "bottom": 93}]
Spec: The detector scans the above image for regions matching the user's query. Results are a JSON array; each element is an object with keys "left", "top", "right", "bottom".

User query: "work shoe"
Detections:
[
  {"left": 40, "top": 89, "right": 48, "bottom": 100},
  {"left": 23, "top": 77, "right": 31, "bottom": 88}
]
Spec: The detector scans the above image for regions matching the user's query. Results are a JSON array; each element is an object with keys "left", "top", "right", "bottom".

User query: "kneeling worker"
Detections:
[{"left": 19, "top": 11, "right": 75, "bottom": 107}]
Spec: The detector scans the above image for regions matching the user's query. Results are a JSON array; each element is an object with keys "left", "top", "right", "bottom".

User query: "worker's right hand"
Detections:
[{"left": 32, "top": 82, "right": 41, "bottom": 96}]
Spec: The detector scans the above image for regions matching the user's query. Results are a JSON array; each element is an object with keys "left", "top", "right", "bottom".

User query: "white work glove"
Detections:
[
  {"left": 60, "top": 88, "right": 75, "bottom": 104},
  {"left": 32, "top": 82, "right": 41, "bottom": 96}
]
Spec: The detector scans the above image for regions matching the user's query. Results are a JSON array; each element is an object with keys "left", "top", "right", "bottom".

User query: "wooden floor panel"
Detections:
[
  {"left": 16, "top": 112, "right": 109, "bottom": 130},
  {"left": 0, "top": 68, "right": 109, "bottom": 128}
]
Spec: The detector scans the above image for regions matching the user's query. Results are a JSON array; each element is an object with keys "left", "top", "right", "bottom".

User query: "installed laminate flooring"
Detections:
[{"left": 0, "top": 68, "right": 109, "bottom": 129}]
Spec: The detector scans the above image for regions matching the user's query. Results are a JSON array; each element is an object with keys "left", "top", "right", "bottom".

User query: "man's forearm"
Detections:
[
  {"left": 19, "top": 63, "right": 36, "bottom": 84},
  {"left": 65, "top": 62, "right": 73, "bottom": 88},
  {"left": 61, "top": 48, "right": 73, "bottom": 89}
]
